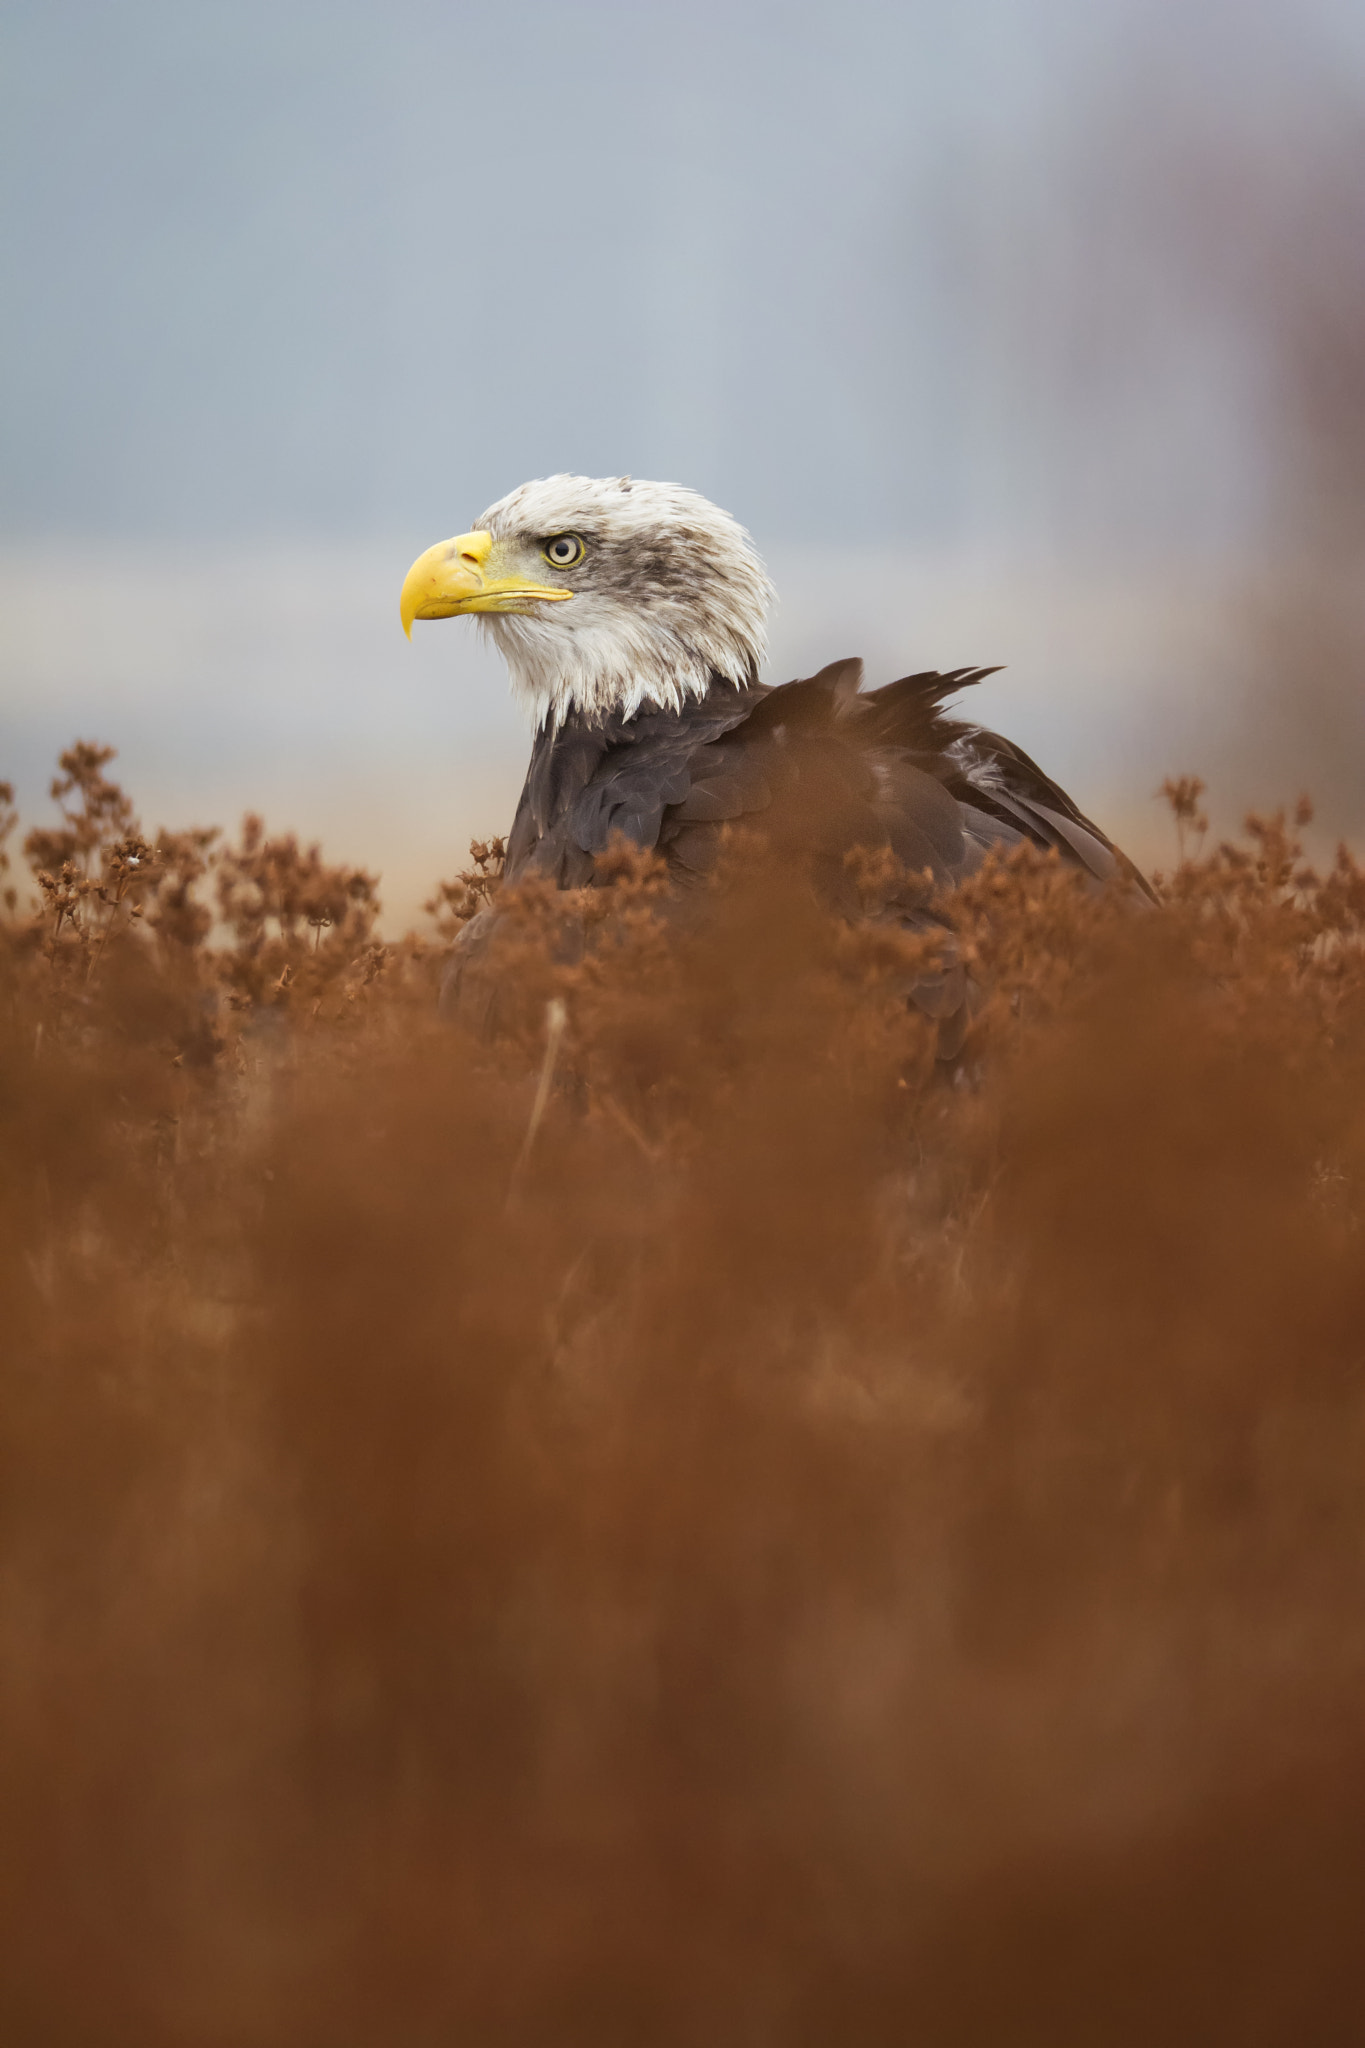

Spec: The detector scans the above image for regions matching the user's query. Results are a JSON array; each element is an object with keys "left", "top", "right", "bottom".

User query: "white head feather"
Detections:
[{"left": 474, "top": 475, "right": 774, "bottom": 728}]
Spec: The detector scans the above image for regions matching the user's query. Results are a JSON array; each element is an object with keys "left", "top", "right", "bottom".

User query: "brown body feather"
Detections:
[{"left": 445, "top": 660, "right": 1152, "bottom": 1050}]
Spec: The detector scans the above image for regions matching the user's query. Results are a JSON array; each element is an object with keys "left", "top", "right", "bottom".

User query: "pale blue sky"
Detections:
[{"left": 4, "top": 0, "right": 1362, "bottom": 550}]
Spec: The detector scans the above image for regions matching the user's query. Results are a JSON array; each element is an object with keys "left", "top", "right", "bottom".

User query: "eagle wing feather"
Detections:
[{"left": 449, "top": 661, "right": 1150, "bottom": 1044}]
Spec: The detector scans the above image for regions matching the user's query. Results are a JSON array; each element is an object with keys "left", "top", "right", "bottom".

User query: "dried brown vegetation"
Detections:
[{"left": 3, "top": 743, "right": 1365, "bottom": 2046}]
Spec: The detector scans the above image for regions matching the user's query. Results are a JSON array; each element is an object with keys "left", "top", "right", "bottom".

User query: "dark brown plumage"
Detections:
[{"left": 445, "top": 658, "right": 1152, "bottom": 1054}]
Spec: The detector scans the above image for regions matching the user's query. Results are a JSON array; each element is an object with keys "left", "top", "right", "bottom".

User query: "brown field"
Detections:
[{"left": 3, "top": 744, "right": 1365, "bottom": 2045}]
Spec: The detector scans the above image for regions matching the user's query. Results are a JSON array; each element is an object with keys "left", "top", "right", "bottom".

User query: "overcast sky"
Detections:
[
  {"left": 4, "top": 0, "right": 1364, "bottom": 552},
  {"left": 4, "top": 0, "right": 1365, "bottom": 922}
]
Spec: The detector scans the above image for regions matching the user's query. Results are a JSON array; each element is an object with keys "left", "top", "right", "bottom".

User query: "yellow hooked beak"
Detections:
[{"left": 399, "top": 529, "right": 575, "bottom": 639}]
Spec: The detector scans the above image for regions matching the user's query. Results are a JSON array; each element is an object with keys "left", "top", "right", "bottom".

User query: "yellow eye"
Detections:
[{"left": 542, "top": 533, "right": 585, "bottom": 569}]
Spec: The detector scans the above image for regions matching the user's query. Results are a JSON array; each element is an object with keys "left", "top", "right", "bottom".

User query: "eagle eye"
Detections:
[{"left": 542, "top": 533, "right": 585, "bottom": 569}]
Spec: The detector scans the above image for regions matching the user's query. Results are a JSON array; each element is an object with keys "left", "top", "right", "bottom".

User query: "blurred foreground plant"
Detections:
[{"left": 2, "top": 741, "right": 1365, "bottom": 2047}]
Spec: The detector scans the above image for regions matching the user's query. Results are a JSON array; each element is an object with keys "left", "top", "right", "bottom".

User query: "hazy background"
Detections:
[{"left": 3, "top": 0, "right": 1364, "bottom": 925}]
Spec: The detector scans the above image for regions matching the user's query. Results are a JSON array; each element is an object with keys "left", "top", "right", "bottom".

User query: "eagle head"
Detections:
[{"left": 400, "top": 475, "right": 773, "bottom": 727}]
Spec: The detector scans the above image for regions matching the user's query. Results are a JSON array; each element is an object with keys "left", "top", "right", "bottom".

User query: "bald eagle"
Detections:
[{"left": 401, "top": 476, "right": 1151, "bottom": 1049}]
